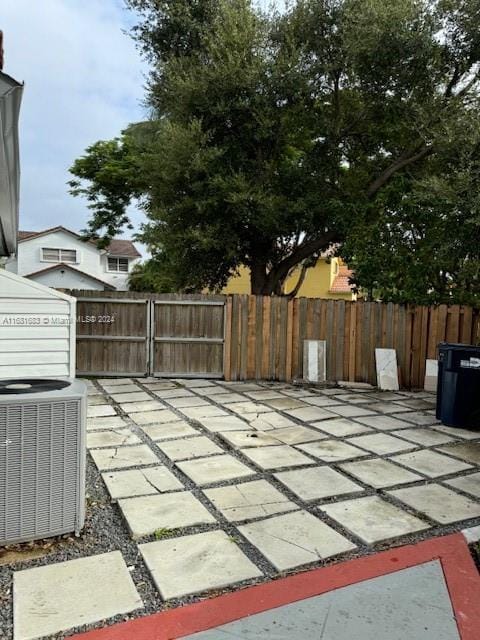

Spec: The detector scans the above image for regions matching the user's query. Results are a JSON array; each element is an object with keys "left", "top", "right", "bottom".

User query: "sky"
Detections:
[
  {"left": 2, "top": 0, "right": 146, "bottom": 241},
  {"left": 2, "top": 0, "right": 284, "bottom": 251}
]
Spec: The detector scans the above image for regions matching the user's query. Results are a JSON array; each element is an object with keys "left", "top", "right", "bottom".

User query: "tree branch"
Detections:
[
  {"left": 263, "top": 232, "right": 339, "bottom": 294},
  {"left": 367, "top": 145, "right": 433, "bottom": 199},
  {"left": 284, "top": 262, "right": 309, "bottom": 298}
]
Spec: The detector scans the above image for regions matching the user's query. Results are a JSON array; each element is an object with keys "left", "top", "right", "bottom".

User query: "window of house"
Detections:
[
  {"left": 107, "top": 257, "right": 129, "bottom": 272},
  {"left": 42, "top": 248, "right": 77, "bottom": 263}
]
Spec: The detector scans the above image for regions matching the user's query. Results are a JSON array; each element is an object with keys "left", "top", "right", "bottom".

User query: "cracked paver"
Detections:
[
  {"left": 204, "top": 480, "right": 298, "bottom": 521},
  {"left": 90, "top": 444, "right": 160, "bottom": 470},
  {"left": 86, "top": 428, "right": 142, "bottom": 449},
  {"left": 102, "top": 467, "right": 184, "bottom": 500},
  {"left": 238, "top": 511, "right": 356, "bottom": 571}
]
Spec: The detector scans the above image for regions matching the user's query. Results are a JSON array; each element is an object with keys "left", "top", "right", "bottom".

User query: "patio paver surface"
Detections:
[{"left": 9, "top": 378, "right": 480, "bottom": 640}]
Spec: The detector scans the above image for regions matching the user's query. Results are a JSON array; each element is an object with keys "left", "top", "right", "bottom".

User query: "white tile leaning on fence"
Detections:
[
  {"left": 303, "top": 340, "right": 327, "bottom": 383},
  {"left": 424, "top": 359, "right": 438, "bottom": 393},
  {"left": 375, "top": 348, "right": 399, "bottom": 391}
]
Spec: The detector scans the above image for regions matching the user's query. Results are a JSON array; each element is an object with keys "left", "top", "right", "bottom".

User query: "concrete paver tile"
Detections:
[
  {"left": 321, "top": 496, "right": 428, "bottom": 544},
  {"left": 242, "top": 445, "right": 316, "bottom": 470},
  {"left": 90, "top": 445, "right": 159, "bottom": 471},
  {"left": 204, "top": 479, "right": 298, "bottom": 521},
  {"left": 311, "top": 418, "right": 372, "bottom": 437},
  {"left": 391, "top": 428, "right": 456, "bottom": 447},
  {"left": 118, "top": 492, "right": 216, "bottom": 538},
  {"left": 238, "top": 511, "right": 356, "bottom": 570},
  {"left": 131, "top": 409, "right": 179, "bottom": 425},
  {"left": 139, "top": 531, "right": 262, "bottom": 600},
  {"left": 102, "top": 467, "right": 183, "bottom": 499},
  {"left": 140, "top": 421, "right": 199, "bottom": 441},
  {"left": 274, "top": 466, "right": 363, "bottom": 502},
  {"left": 347, "top": 433, "right": 415, "bottom": 455},
  {"left": 436, "top": 442, "right": 480, "bottom": 465},
  {"left": 339, "top": 458, "right": 422, "bottom": 488},
  {"left": 177, "top": 454, "right": 256, "bottom": 485},
  {"left": 297, "top": 440, "right": 368, "bottom": 463},
  {"left": 158, "top": 436, "right": 223, "bottom": 461},
  {"left": 445, "top": 472, "right": 480, "bottom": 498},
  {"left": 388, "top": 484, "right": 480, "bottom": 524},
  {"left": 13, "top": 551, "right": 142, "bottom": 640},
  {"left": 391, "top": 450, "right": 472, "bottom": 478},
  {"left": 87, "top": 428, "right": 142, "bottom": 449}
]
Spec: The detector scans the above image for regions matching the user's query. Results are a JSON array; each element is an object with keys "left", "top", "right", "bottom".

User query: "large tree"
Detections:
[{"left": 69, "top": 0, "right": 480, "bottom": 297}]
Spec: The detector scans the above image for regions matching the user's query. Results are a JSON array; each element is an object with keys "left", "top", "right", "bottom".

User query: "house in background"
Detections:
[
  {"left": 5, "top": 226, "right": 141, "bottom": 291},
  {"left": 222, "top": 255, "right": 357, "bottom": 300}
]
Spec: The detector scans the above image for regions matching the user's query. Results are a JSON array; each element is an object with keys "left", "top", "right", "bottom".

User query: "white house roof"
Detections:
[{"left": 0, "top": 69, "right": 23, "bottom": 257}]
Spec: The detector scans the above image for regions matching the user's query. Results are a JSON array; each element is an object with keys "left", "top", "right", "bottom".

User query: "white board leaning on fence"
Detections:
[
  {"left": 303, "top": 340, "right": 327, "bottom": 383},
  {"left": 375, "top": 348, "right": 399, "bottom": 391},
  {"left": 424, "top": 359, "right": 438, "bottom": 393},
  {"left": 0, "top": 270, "right": 76, "bottom": 379}
]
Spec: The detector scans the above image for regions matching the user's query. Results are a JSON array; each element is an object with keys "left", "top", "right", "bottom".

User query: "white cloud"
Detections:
[{"left": 1, "top": 0, "right": 146, "bottom": 240}]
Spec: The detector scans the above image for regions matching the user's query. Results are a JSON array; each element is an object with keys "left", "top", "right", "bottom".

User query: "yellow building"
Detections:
[{"left": 221, "top": 257, "right": 357, "bottom": 299}]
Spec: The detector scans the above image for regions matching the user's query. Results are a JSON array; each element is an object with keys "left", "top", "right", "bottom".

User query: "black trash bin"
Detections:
[{"left": 436, "top": 343, "right": 480, "bottom": 429}]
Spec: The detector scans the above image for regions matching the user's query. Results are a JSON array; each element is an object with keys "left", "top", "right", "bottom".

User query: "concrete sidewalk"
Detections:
[{"left": 75, "top": 533, "right": 480, "bottom": 640}]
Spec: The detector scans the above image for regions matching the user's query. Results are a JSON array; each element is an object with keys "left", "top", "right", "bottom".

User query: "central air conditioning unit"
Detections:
[{"left": 0, "top": 378, "right": 87, "bottom": 546}]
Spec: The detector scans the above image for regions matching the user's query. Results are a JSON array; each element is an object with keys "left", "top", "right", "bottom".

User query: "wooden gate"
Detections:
[
  {"left": 150, "top": 297, "right": 225, "bottom": 378},
  {"left": 76, "top": 296, "right": 150, "bottom": 377}
]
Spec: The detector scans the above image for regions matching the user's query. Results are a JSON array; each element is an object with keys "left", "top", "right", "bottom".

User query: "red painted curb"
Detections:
[{"left": 74, "top": 533, "right": 480, "bottom": 640}]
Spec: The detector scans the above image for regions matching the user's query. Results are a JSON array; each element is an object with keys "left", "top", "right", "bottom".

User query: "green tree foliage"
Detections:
[{"left": 69, "top": 0, "right": 480, "bottom": 300}]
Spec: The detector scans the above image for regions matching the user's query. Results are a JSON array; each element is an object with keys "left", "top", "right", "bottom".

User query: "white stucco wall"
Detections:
[
  {"left": 5, "top": 230, "right": 139, "bottom": 290},
  {"left": 31, "top": 269, "right": 104, "bottom": 291}
]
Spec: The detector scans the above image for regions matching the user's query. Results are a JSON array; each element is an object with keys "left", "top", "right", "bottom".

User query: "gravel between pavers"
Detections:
[{"left": 1, "top": 378, "right": 480, "bottom": 640}]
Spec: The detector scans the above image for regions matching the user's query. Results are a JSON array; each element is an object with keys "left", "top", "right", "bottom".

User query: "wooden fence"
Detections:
[
  {"left": 226, "top": 297, "right": 480, "bottom": 388},
  {"left": 69, "top": 291, "right": 480, "bottom": 388}
]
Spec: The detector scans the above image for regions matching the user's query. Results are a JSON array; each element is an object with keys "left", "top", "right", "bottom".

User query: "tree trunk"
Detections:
[{"left": 250, "top": 260, "right": 268, "bottom": 295}]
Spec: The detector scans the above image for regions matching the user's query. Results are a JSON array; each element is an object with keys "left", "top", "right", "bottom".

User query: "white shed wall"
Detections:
[{"left": 0, "top": 270, "right": 76, "bottom": 379}]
